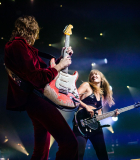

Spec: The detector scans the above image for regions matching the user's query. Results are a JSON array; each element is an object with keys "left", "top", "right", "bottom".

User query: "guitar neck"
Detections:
[
  {"left": 65, "top": 35, "right": 70, "bottom": 48},
  {"left": 96, "top": 104, "right": 135, "bottom": 121},
  {"left": 62, "top": 35, "right": 70, "bottom": 74}
]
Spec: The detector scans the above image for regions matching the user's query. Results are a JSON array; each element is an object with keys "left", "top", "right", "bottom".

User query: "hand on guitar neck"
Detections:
[
  {"left": 114, "top": 108, "right": 120, "bottom": 117},
  {"left": 53, "top": 46, "right": 73, "bottom": 72},
  {"left": 61, "top": 46, "right": 73, "bottom": 56}
]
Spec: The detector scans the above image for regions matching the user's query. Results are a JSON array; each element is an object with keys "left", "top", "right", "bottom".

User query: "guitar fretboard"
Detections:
[
  {"left": 65, "top": 35, "right": 70, "bottom": 48},
  {"left": 62, "top": 35, "right": 70, "bottom": 74},
  {"left": 96, "top": 105, "right": 135, "bottom": 121}
]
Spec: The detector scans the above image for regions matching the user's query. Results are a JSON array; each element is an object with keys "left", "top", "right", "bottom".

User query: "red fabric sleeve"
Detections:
[{"left": 5, "top": 39, "right": 58, "bottom": 89}]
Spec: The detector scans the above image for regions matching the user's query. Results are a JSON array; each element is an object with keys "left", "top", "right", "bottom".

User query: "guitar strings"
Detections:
[
  {"left": 82, "top": 105, "right": 135, "bottom": 125},
  {"left": 83, "top": 119, "right": 95, "bottom": 125}
]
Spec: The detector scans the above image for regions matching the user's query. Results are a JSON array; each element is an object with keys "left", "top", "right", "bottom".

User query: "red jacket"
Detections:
[{"left": 4, "top": 37, "right": 58, "bottom": 110}]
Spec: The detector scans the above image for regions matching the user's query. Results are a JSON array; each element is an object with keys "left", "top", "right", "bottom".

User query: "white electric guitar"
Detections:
[{"left": 44, "top": 25, "right": 80, "bottom": 109}]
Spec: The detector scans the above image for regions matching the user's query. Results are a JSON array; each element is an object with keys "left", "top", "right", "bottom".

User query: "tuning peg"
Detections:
[{"left": 134, "top": 102, "right": 140, "bottom": 108}]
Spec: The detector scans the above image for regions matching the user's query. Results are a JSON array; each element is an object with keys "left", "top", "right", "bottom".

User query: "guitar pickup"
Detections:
[
  {"left": 59, "top": 88, "right": 68, "bottom": 95},
  {"left": 80, "top": 120, "right": 85, "bottom": 127},
  {"left": 59, "top": 83, "right": 71, "bottom": 90},
  {"left": 60, "top": 78, "right": 69, "bottom": 83}
]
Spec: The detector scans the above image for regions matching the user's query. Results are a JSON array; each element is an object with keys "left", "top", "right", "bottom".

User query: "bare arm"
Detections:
[{"left": 78, "top": 82, "right": 94, "bottom": 117}]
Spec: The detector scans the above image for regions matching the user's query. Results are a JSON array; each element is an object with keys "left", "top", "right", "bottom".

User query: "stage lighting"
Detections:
[
  {"left": 49, "top": 44, "right": 52, "bottom": 46},
  {"left": 112, "top": 117, "right": 118, "bottom": 121},
  {"left": 100, "top": 33, "right": 103, "bottom": 36},
  {"left": 1, "top": 37, "right": 3, "bottom": 39},
  {"left": 60, "top": 5, "right": 62, "bottom": 7},
  {"left": 104, "top": 58, "right": 107, "bottom": 64},
  {"left": 0, "top": 2, "right": 1, "bottom": 5},
  {"left": 49, "top": 136, "right": 55, "bottom": 149},
  {"left": 106, "top": 125, "right": 114, "bottom": 133},
  {"left": 4, "top": 136, "right": 8, "bottom": 143},
  {"left": 91, "top": 63, "right": 96, "bottom": 66},
  {"left": 17, "top": 143, "right": 29, "bottom": 155},
  {"left": 49, "top": 109, "right": 72, "bottom": 149},
  {"left": 127, "top": 86, "right": 140, "bottom": 102},
  {"left": 84, "top": 37, "right": 87, "bottom": 39}
]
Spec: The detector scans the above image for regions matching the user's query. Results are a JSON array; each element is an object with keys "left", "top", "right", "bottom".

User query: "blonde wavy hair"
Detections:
[
  {"left": 10, "top": 15, "right": 40, "bottom": 46},
  {"left": 88, "top": 69, "right": 115, "bottom": 107}
]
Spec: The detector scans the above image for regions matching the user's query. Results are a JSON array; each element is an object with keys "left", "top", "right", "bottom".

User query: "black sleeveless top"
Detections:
[{"left": 81, "top": 93, "right": 102, "bottom": 109}]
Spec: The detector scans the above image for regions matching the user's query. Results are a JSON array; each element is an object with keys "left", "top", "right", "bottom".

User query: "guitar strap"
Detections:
[
  {"left": 100, "top": 95, "right": 103, "bottom": 114},
  {"left": 38, "top": 51, "right": 62, "bottom": 66},
  {"left": 38, "top": 51, "right": 56, "bottom": 59}
]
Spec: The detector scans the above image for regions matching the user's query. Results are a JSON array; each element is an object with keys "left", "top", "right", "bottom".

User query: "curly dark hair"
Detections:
[{"left": 10, "top": 15, "right": 40, "bottom": 45}]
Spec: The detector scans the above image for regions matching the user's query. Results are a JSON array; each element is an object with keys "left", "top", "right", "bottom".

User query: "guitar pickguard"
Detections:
[
  {"left": 44, "top": 71, "right": 80, "bottom": 108},
  {"left": 56, "top": 71, "right": 79, "bottom": 96}
]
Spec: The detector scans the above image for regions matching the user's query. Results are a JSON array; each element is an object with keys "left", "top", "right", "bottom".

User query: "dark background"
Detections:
[{"left": 0, "top": 0, "right": 140, "bottom": 159}]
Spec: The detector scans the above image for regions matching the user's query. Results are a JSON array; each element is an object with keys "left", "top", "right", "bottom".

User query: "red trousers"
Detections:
[{"left": 26, "top": 93, "right": 78, "bottom": 160}]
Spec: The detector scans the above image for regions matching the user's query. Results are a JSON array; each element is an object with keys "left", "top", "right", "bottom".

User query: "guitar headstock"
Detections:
[
  {"left": 63, "top": 24, "right": 73, "bottom": 36},
  {"left": 134, "top": 102, "right": 140, "bottom": 108}
]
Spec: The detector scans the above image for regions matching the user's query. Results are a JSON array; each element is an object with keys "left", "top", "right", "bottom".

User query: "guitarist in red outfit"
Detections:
[{"left": 4, "top": 15, "right": 78, "bottom": 160}]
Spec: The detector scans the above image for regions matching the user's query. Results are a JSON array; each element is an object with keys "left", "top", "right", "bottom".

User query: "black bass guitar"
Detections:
[{"left": 74, "top": 102, "right": 140, "bottom": 137}]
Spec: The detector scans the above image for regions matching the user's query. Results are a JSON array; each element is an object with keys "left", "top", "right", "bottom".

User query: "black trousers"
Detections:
[{"left": 73, "top": 124, "right": 109, "bottom": 160}]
